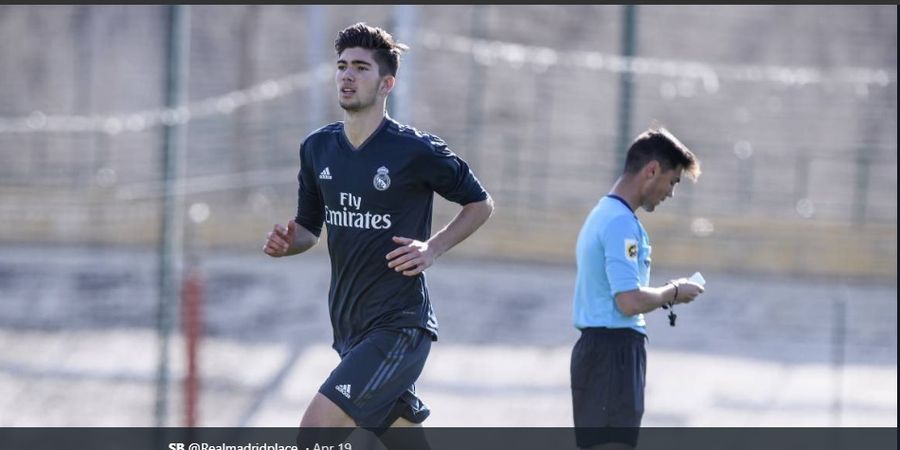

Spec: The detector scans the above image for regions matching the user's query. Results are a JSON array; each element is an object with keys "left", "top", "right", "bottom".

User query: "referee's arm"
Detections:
[{"left": 615, "top": 280, "right": 704, "bottom": 316}]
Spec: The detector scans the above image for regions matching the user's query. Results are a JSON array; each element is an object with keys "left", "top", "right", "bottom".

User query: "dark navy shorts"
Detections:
[
  {"left": 320, "top": 327, "right": 432, "bottom": 432},
  {"left": 571, "top": 327, "right": 647, "bottom": 448}
]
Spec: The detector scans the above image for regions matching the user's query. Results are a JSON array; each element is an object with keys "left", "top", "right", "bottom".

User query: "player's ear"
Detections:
[{"left": 380, "top": 76, "right": 395, "bottom": 96}]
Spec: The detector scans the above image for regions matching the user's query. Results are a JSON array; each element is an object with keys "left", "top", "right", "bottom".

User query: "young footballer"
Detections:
[{"left": 263, "top": 23, "right": 494, "bottom": 447}]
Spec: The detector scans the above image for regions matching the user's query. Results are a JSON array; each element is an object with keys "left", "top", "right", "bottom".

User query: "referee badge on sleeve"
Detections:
[{"left": 625, "top": 239, "right": 638, "bottom": 262}]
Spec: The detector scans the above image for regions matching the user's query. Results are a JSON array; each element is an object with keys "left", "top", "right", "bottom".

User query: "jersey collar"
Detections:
[
  {"left": 606, "top": 194, "right": 635, "bottom": 213},
  {"left": 339, "top": 116, "right": 391, "bottom": 152}
]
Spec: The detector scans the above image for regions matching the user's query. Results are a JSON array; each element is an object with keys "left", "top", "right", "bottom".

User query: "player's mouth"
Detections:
[{"left": 340, "top": 87, "right": 356, "bottom": 97}]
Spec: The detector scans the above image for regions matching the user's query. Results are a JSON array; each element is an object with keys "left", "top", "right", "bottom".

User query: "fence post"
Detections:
[
  {"left": 182, "top": 265, "right": 204, "bottom": 427},
  {"left": 391, "top": 5, "right": 417, "bottom": 122},
  {"left": 306, "top": 5, "right": 327, "bottom": 131},
  {"left": 464, "top": 5, "right": 488, "bottom": 171},
  {"left": 614, "top": 4, "right": 637, "bottom": 178},
  {"left": 156, "top": 4, "right": 191, "bottom": 428},
  {"left": 853, "top": 152, "right": 870, "bottom": 227}
]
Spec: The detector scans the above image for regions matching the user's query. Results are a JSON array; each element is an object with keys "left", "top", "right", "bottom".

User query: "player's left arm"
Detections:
[{"left": 387, "top": 196, "right": 494, "bottom": 276}]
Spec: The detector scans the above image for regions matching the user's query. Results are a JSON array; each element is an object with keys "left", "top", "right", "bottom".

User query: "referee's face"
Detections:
[
  {"left": 641, "top": 165, "right": 682, "bottom": 212},
  {"left": 336, "top": 47, "right": 386, "bottom": 112}
]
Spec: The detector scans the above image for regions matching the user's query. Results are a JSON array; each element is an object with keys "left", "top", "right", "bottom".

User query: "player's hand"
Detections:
[
  {"left": 386, "top": 236, "right": 434, "bottom": 276},
  {"left": 263, "top": 220, "right": 297, "bottom": 257},
  {"left": 673, "top": 278, "right": 704, "bottom": 304}
]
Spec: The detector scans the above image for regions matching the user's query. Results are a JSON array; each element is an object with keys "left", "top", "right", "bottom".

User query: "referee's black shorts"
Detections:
[{"left": 570, "top": 326, "right": 647, "bottom": 448}]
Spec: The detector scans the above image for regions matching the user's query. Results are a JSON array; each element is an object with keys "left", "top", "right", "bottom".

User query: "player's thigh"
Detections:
[{"left": 300, "top": 392, "right": 356, "bottom": 427}]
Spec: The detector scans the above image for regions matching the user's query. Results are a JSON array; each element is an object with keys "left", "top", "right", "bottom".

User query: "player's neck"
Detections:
[{"left": 343, "top": 105, "right": 387, "bottom": 149}]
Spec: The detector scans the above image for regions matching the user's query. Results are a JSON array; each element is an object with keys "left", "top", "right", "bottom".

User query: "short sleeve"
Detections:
[
  {"left": 294, "top": 140, "right": 325, "bottom": 237},
  {"left": 602, "top": 214, "right": 642, "bottom": 296},
  {"left": 419, "top": 135, "right": 488, "bottom": 205}
]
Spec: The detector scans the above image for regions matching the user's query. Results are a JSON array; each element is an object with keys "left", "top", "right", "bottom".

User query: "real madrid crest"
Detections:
[{"left": 373, "top": 166, "right": 391, "bottom": 191}]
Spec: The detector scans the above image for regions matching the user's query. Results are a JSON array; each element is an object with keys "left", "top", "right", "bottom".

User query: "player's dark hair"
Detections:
[
  {"left": 335, "top": 23, "right": 408, "bottom": 77},
  {"left": 623, "top": 127, "right": 701, "bottom": 181}
]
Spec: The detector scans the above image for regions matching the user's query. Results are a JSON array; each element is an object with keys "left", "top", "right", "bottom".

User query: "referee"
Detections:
[{"left": 570, "top": 127, "right": 704, "bottom": 449}]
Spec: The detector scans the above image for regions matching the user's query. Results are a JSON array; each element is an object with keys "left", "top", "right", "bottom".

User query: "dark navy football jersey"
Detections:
[{"left": 294, "top": 116, "right": 488, "bottom": 352}]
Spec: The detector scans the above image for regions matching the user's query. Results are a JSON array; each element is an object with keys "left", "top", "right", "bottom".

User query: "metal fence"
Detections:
[{"left": 1, "top": 5, "right": 896, "bottom": 278}]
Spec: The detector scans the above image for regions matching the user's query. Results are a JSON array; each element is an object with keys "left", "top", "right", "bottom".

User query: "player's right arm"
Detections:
[{"left": 264, "top": 220, "right": 318, "bottom": 257}]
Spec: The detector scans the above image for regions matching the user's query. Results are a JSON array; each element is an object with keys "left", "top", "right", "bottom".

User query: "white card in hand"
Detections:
[{"left": 689, "top": 272, "right": 706, "bottom": 286}]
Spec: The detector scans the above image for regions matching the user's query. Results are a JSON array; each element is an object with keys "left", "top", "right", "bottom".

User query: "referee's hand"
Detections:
[
  {"left": 263, "top": 220, "right": 296, "bottom": 257},
  {"left": 673, "top": 278, "right": 704, "bottom": 304}
]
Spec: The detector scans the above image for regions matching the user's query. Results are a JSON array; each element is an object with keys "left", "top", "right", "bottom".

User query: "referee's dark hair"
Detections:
[
  {"left": 624, "top": 127, "right": 702, "bottom": 181},
  {"left": 335, "top": 23, "right": 409, "bottom": 77}
]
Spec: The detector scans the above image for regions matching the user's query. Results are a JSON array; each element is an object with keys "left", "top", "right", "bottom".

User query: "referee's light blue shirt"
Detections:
[{"left": 572, "top": 195, "right": 651, "bottom": 334}]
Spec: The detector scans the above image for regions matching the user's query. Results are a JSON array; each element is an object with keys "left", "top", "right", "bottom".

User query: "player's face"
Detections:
[
  {"left": 641, "top": 165, "right": 682, "bottom": 212},
  {"left": 335, "top": 47, "right": 387, "bottom": 112}
]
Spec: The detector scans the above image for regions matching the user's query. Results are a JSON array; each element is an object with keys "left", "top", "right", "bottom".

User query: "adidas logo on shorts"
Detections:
[{"left": 335, "top": 384, "right": 351, "bottom": 399}]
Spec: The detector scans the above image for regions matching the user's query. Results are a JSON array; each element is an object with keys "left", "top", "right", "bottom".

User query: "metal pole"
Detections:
[
  {"left": 156, "top": 4, "right": 191, "bottom": 428},
  {"left": 306, "top": 5, "right": 327, "bottom": 130},
  {"left": 530, "top": 70, "right": 554, "bottom": 210},
  {"left": 831, "top": 294, "right": 846, "bottom": 427},
  {"left": 794, "top": 151, "right": 810, "bottom": 204},
  {"left": 464, "top": 5, "right": 488, "bottom": 173},
  {"left": 391, "top": 5, "right": 417, "bottom": 121},
  {"left": 853, "top": 100, "right": 883, "bottom": 228},
  {"left": 853, "top": 152, "right": 870, "bottom": 228},
  {"left": 182, "top": 265, "right": 203, "bottom": 427},
  {"left": 615, "top": 5, "right": 637, "bottom": 176},
  {"left": 235, "top": 5, "right": 260, "bottom": 201}
]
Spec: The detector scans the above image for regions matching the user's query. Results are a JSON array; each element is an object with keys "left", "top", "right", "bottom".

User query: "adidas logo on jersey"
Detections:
[
  {"left": 335, "top": 384, "right": 351, "bottom": 399},
  {"left": 319, "top": 167, "right": 332, "bottom": 180}
]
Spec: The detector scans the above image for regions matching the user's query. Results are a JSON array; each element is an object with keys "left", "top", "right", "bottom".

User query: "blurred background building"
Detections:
[{"left": 0, "top": 5, "right": 896, "bottom": 429}]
